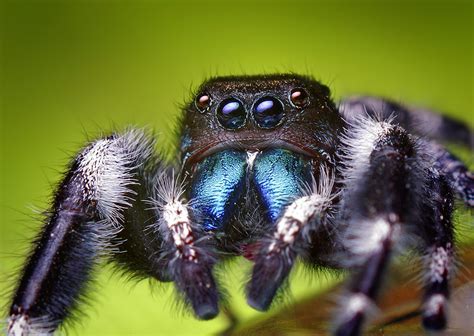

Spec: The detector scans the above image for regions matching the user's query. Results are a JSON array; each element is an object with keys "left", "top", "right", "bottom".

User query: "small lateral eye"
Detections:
[
  {"left": 216, "top": 98, "right": 247, "bottom": 130},
  {"left": 195, "top": 93, "right": 212, "bottom": 113},
  {"left": 289, "top": 88, "right": 309, "bottom": 108},
  {"left": 253, "top": 96, "right": 285, "bottom": 129}
]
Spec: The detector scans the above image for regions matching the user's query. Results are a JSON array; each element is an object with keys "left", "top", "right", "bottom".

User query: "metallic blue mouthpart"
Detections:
[
  {"left": 190, "top": 150, "right": 247, "bottom": 231},
  {"left": 253, "top": 149, "right": 312, "bottom": 223}
]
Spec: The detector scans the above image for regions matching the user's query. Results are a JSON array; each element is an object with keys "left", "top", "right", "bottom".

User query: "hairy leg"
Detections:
[
  {"left": 334, "top": 116, "right": 418, "bottom": 336},
  {"left": 339, "top": 96, "right": 472, "bottom": 147},
  {"left": 7, "top": 130, "right": 154, "bottom": 335},
  {"left": 427, "top": 141, "right": 474, "bottom": 207},
  {"left": 339, "top": 96, "right": 473, "bottom": 207},
  {"left": 417, "top": 173, "right": 455, "bottom": 330}
]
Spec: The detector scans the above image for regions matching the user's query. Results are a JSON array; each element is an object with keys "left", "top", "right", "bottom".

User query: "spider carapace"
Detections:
[{"left": 7, "top": 75, "right": 473, "bottom": 336}]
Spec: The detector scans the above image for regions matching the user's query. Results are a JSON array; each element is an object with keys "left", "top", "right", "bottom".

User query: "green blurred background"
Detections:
[{"left": 0, "top": 0, "right": 472, "bottom": 335}]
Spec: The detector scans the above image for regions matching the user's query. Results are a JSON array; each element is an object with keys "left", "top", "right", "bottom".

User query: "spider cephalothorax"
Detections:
[
  {"left": 180, "top": 74, "right": 342, "bottom": 166},
  {"left": 6, "top": 74, "right": 473, "bottom": 336}
]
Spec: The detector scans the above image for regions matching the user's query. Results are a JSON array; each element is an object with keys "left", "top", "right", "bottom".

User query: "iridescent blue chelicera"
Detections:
[
  {"left": 253, "top": 149, "right": 312, "bottom": 222},
  {"left": 190, "top": 150, "right": 247, "bottom": 230},
  {"left": 190, "top": 148, "right": 313, "bottom": 231}
]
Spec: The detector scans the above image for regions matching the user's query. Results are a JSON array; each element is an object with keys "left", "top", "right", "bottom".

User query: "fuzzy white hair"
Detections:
[
  {"left": 423, "top": 243, "right": 455, "bottom": 284},
  {"left": 148, "top": 170, "right": 199, "bottom": 261},
  {"left": 333, "top": 292, "right": 379, "bottom": 331},
  {"left": 7, "top": 314, "right": 57, "bottom": 336},
  {"left": 78, "top": 128, "right": 154, "bottom": 228},
  {"left": 338, "top": 113, "right": 395, "bottom": 194},
  {"left": 268, "top": 166, "right": 337, "bottom": 252}
]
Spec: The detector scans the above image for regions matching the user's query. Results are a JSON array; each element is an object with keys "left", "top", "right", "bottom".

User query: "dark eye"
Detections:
[
  {"left": 195, "top": 93, "right": 212, "bottom": 113},
  {"left": 289, "top": 88, "right": 309, "bottom": 108},
  {"left": 216, "top": 98, "right": 247, "bottom": 130},
  {"left": 253, "top": 96, "right": 285, "bottom": 129}
]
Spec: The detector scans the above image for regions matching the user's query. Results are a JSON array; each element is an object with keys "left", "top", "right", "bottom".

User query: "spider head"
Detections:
[{"left": 180, "top": 74, "right": 344, "bottom": 167}]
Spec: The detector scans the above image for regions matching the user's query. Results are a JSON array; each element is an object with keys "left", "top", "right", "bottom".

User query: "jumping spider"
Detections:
[{"left": 7, "top": 74, "right": 473, "bottom": 335}]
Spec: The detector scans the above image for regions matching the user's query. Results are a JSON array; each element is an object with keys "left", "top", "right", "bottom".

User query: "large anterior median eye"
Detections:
[
  {"left": 217, "top": 98, "right": 247, "bottom": 130},
  {"left": 253, "top": 96, "right": 285, "bottom": 129}
]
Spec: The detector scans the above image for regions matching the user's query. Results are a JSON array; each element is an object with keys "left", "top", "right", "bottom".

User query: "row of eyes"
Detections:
[{"left": 195, "top": 88, "right": 310, "bottom": 130}]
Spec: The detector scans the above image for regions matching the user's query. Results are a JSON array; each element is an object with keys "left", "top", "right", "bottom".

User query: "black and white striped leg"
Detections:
[
  {"left": 335, "top": 118, "right": 414, "bottom": 336},
  {"left": 7, "top": 130, "right": 154, "bottom": 336},
  {"left": 428, "top": 142, "right": 474, "bottom": 207},
  {"left": 339, "top": 96, "right": 472, "bottom": 147},
  {"left": 149, "top": 173, "right": 219, "bottom": 320},
  {"left": 247, "top": 168, "right": 335, "bottom": 311},
  {"left": 335, "top": 220, "right": 398, "bottom": 336},
  {"left": 419, "top": 174, "right": 455, "bottom": 330},
  {"left": 340, "top": 96, "right": 473, "bottom": 206}
]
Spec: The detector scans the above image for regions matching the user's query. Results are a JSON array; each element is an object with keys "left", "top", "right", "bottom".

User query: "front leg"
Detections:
[{"left": 7, "top": 130, "right": 154, "bottom": 335}]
